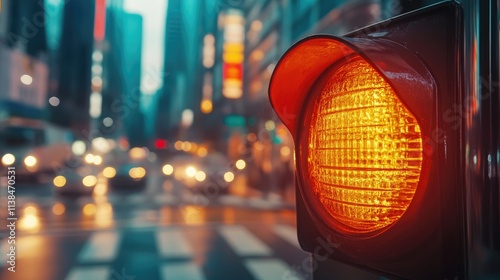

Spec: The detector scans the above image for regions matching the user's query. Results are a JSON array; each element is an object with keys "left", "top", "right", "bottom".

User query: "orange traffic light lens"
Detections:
[{"left": 306, "top": 55, "right": 423, "bottom": 234}]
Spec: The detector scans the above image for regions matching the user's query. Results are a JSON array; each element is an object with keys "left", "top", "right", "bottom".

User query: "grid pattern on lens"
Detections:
[{"left": 307, "top": 56, "right": 423, "bottom": 234}]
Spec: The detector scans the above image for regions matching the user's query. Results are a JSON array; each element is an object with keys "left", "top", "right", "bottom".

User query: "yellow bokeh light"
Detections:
[
  {"left": 265, "top": 120, "right": 276, "bottom": 131},
  {"left": 201, "top": 99, "right": 213, "bottom": 114},
  {"left": 53, "top": 175, "right": 67, "bottom": 187},
  {"left": 235, "top": 159, "right": 246, "bottom": 170},
  {"left": 129, "top": 167, "right": 146, "bottom": 179},
  {"left": 83, "top": 203, "right": 97, "bottom": 216},
  {"left": 103, "top": 167, "right": 116, "bottom": 178},
  {"left": 19, "top": 214, "right": 40, "bottom": 231},
  {"left": 52, "top": 203, "right": 65, "bottom": 215},
  {"left": 2, "top": 153, "right": 15, "bottom": 165},
  {"left": 181, "top": 142, "right": 192, "bottom": 152},
  {"left": 306, "top": 56, "right": 423, "bottom": 234},
  {"left": 24, "top": 155, "right": 37, "bottom": 167},
  {"left": 185, "top": 166, "right": 197, "bottom": 177},
  {"left": 280, "top": 146, "right": 291, "bottom": 157},
  {"left": 162, "top": 164, "right": 174, "bottom": 175},
  {"left": 82, "top": 175, "right": 97, "bottom": 187},
  {"left": 84, "top": 153, "right": 95, "bottom": 164},
  {"left": 195, "top": 171, "right": 206, "bottom": 182},
  {"left": 129, "top": 147, "right": 148, "bottom": 160},
  {"left": 174, "top": 141, "right": 183, "bottom": 151},
  {"left": 197, "top": 147, "right": 208, "bottom": 157},
  {"left": 93, "top": 155, "right": 103, "bottom": 165},
  {"left": 224, "top": 172, "right": 235, "bottom": 183}
]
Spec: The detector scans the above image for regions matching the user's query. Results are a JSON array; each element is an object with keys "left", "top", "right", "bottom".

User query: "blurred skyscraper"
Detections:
[
  {"left": 97, "top": 0, "right": 126, "bottom": 138},
  {"left": 47, "top": 0, "right": 95, "bottom": 131},
  {"left": 122, "top": 12, "right": 145, "bottom": 147},
  {"left": 155, "top": 0, "right": 205, "bottom": 142}
]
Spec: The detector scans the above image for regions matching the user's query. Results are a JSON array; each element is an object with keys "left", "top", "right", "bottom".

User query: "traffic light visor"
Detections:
[{"left": 269, "top": 36, "right": 435, "bottom": 138}]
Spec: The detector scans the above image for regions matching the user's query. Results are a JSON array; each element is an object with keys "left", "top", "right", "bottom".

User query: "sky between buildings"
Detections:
[{"left": 124, "top": 0, "right": 167, "bottom": 95}]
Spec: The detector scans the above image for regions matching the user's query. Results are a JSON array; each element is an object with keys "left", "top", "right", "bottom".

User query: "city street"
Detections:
[
  {"left": 0, "top": 165, "right": 308, "bottom": 280},
  {"left": 0, "top": 161, "right": 382, "bottom": 280}
]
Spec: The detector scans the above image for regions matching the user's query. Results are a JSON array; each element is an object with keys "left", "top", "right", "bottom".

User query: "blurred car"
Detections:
[
  {"left": 52, "top": 165, "right": 98, "bottom": 196},
  {"left": 0, "top": 120, "right": 73, "bottom": 183},
  {"left": 162, "top": 152, "right": 234, "bottom": 194},
  {"left": 107, "top": 162, "right": 148, "bottom": 191}
]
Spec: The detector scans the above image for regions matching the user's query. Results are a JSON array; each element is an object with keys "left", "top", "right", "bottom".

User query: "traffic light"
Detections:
[{"left": 269, "top": 2, "right": 465, "bottom": 279}]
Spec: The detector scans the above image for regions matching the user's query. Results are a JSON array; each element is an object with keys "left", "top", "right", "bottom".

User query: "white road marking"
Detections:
[
  {"left": 245, "top": 259, "right": 304, "bottom": 280},
  {"left": 218, "top": 225, "right": 272, "bottom": 256},
  {"left": 77, "top": 231, "right": 120, "bottom": 262},
  {"left": 160, "top": 262, "right": 205, "bottom": 280},
  {"left": 156, "top": 228, "right": 193, "bottom": 258},
  {"left": 274, "top": 225, "right": 301, "bottom": 249},
  {"left": 65, "top": 266, "right": 110, "bottom": 280}
]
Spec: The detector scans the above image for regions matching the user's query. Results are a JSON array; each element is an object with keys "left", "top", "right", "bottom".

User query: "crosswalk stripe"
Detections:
[
  {"left": 65, "top": 266, "right": 110, "bottom": 280},
  {"left": 245, "top": 259, "right": 304, "bottom": 280},
  {"left": 219, "top": 225, "right": 272, "bottom": 256},
  {"left": 156, "top": 228, "right": 193, "bottom": 258},
  {"left": 160, "top": 262, "right": 205, "bottom": 280},
  {"left": 77, "top": 231, "right": 120, "bottom": 262},
  {"left": 274, "top": 225, "right": 301, "bottom": 249}
]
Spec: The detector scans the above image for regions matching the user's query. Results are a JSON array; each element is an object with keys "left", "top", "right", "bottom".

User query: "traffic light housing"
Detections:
[{"left": 269, "top": 2, "right": 465, "bottom": 279}]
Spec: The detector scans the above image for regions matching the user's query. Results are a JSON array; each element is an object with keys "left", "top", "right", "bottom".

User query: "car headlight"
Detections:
[
  {"left": 103, "top": 167, "right": 116, "bottom": 178},
  {"left": 195, "top": 171, "right": 206, "bottom": 182},
  {"left": 129, "top": 167, "right": 146, "bottom": 179},
  {"left": 53, "top": 175, "right": 66, "bottom": 187},
  {"left": 84, "top": 153, "right": 95, "bottom": 164},
  {"left": 93, "top": 155, "right": 103, "bottom": 165},
  {"left": 82, "top": 175, "right": 97, "bottom": 187},
  {"left": 185, "top": 166, "right": 197, "bottom": 177},
  {"left": 162, "top": 164, "right": 174, "bottom": 175},
  {"left": 2, "top": 154, "right": 15, "bottom": 166},
  {"left": 224, "top": 171, "right": 235, "bottom": 183},
  {"left": 24, "top": 155, "right": 37, "bottom": 167}
]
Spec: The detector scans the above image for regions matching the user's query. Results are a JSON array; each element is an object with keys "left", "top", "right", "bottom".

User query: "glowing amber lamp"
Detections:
[{"left": 307, "top": 55, "right": 423, "bottom": 234}]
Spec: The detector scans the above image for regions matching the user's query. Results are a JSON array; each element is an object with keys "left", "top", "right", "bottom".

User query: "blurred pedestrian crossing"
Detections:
[{"left": 62, "top": 224, "right": 306, "bottom": 280}]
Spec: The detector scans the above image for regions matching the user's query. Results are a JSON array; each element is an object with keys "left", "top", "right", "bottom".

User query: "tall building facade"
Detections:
[
  {"left": 155, "top": 0, "right": 205, "bottom": 142},
  {"left": 0, "top": 0, "right": 49, "bottom": 122},
  {"left": 97, "top": 0, "right": 126, "bottom": 138},
  {"left": 122, "top": 13, "right": 145, "bottom": 147},
  {"left": 47, "top": 0, "right": 95, "bottom": 131}
]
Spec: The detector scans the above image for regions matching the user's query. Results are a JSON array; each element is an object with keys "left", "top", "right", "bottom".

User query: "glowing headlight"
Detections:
[
  {"left": 2, "top": 154, "right": 15, "bottom": 166},
  {"left": 235, "top": 159, "right": 246, "bottom": 170},
  {"left": 24, "top": 155, "right": 37, "bottom": 167},
  {"left": 84, "top": 153, "right": 95, "bottom": 164},
  {"left": 195, "top": 171, "right": 206, "bottom": 182},
  {"left": 185, "top": 166, "right": 197, "bottom": 177},
  {"left": 82, "top": 175, "right": 97, "bottom": 187},
  {"left": 93, "top": 155, "right": 103, "bottom": 165},
  {"left": 162, "top": 164, "right": 174, "bottom": 175},
  {"left": 103, "top": 167, "right": 116, "bottom": 178},
  {"left": 53, "top": 175, "right": 67, "bottom": 187},
  {"left": 129, "top": 167, "right": 146, "bottom": 179},
  {"left": 224, "top": 171, "right": 235, "bottom": 183}
]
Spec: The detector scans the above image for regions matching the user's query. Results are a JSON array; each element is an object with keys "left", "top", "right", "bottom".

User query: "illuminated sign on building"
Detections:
[
  {"left": 222, "top": 11, "right": 245, "bottom": 99},
  {"left": 94, "top": 0, "right": 106, "bottom": 41}
]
